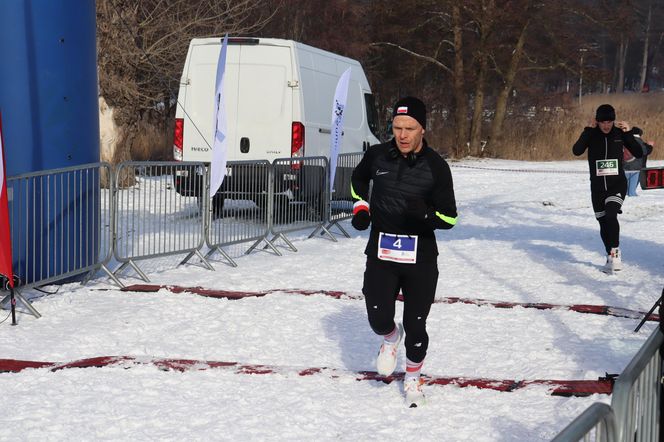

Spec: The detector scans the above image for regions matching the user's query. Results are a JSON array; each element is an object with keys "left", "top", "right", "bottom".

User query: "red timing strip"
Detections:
[
  {"left": 0, "top": 356, "right": 614, "bottom": 397},
  {"left": 120, "top": 284, "right": 659, "bottom": 322}
]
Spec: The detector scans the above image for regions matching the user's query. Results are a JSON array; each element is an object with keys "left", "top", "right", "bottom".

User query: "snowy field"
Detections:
[{"left": 1, "top": 158, "right": 663, "bottom": 441}]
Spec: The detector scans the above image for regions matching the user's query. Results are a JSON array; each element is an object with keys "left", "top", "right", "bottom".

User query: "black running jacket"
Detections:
[
  {"left": 572, "top": 126, "right": 643, "bottom": 191},
  {"left": 350, "top": 139, "right": 457, "bottom": 262}
]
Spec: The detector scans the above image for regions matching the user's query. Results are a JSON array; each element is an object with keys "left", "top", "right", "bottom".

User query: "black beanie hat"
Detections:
[
  {"left": 595, "top": 104, "right": 616, "bottom": 122},
  {"left": 393, "top": 96, "right": 427, "bottom": 129}
]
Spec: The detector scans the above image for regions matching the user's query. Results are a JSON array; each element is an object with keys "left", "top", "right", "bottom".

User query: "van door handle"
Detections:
[{"left": 240, "top": 137, "right": 250, "bottom": 153}]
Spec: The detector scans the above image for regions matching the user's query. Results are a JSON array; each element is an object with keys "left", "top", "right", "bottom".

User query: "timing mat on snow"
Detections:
[
  {"left": 119, "top": 284, "right": 659, "bottom": 322},
  {"left": 0, "top": 356, "right": 614, "bottom": 397}
]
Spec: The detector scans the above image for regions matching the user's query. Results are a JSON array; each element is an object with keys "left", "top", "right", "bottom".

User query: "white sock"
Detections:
[{"left": 405, "top": 358, "right": 424, "bottom": 380}]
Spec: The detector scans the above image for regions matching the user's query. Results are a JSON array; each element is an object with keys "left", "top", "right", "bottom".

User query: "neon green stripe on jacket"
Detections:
[
  {"left": 435, "top": 211, "right": 457, "bottom": 226},
  {"left": 350, "top": 183, "right": 363, "bottom": 202}
]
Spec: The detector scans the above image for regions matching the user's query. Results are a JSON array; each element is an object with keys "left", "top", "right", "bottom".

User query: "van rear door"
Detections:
[
  {"left": 233, "top": 44, "right": 293, "bottom": 161},
  {"left": 183, "top": 40, "right": 293, "bottom": 162},
  {"left": 183, "top": 41, "right": 240, "bottom": 162}
]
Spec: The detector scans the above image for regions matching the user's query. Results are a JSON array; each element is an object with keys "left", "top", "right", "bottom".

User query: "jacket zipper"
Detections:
[{"left": 603, "top": 137, "right": 608, "bottom": 191}]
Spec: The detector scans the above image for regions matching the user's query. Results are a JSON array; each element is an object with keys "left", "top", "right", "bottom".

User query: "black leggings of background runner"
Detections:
[{"left": 592, "top": 189, "right": 625, "bottom": 254}]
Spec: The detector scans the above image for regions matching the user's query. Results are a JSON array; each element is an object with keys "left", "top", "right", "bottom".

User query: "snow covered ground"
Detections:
[{"left": 1, "top": 158, "right": 663, "bottom": 441}]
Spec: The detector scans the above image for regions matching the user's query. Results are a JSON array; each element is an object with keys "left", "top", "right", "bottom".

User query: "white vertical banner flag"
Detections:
[
  {"left": 210, "top": 34, "right": 229, "bottom": 198},
  {"left": 329, "top": 67, "right": 352, "bottom": 193}
]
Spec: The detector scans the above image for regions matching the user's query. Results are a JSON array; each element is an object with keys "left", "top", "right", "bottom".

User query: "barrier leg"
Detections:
[
  {"left": 308, "top": 224, "right": 337, "bottom": 242},
  {"left": 246, "top": 236, "right": 282, "bottom": 256},
  {"left": 324, "top": 220, "right": 350, "bottom": 239},
  {"left": 204, "top": 246, "right": 238, "bottom": 268},
  {"left": 112, "top": 260, "right": 150, "bottom": 283},
  {"left": 1, "top": 288, "right": 41, "bottom": 320},
  {"left": 179, "top": 250, "right": 215, "bottom": 271},
  {"left": 269, "top": 233, "right": 297, "bottom": 253},
  {"left": 100, "top": 264, "right": 125, "bottom": 288},
  {"left": 128, "top": 261, "right": 150, "bottom": 282}
]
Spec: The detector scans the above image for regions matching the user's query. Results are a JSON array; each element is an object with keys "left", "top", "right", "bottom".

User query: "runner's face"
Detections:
[
  {"left": 598, "top": 120, "right": 614, "bottom": 134},
  {"left": 392, "top": 115, "right": 425, "bottom": 155}
]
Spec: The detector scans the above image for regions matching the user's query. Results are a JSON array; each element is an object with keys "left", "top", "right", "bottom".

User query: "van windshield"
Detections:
[{"left": 364, "top": 93, "right": 380, "bottom": 139}]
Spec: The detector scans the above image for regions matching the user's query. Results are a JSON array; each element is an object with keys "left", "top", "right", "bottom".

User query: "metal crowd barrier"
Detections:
[
  {"left": 322, "top": 152, "right": 364, "bottom": 239},
  {"left": 553, "top": 327, "right": 663, "bottom": 441},
  {"left": 611, "top": 328, "right": 662, "bottom": 441},
  {"left": 552, "top": 403, "right": 616, "bottom": 442},
  {"left": 112, "top": 161, "right": 212, "bottom": 282},
  {"left": 269, "top": 156, "right": 331, "bottom": 250},
  {"left": 1, "top": 163, "right": 113, "bottom": 317},
  {"left": 204, "top": 160, "right": 275, "bottom": 266},
  {"left": 3, "top": 155, "right": 365, "bottom": 295}
]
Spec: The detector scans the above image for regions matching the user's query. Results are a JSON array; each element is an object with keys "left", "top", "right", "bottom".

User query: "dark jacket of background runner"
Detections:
[
  {"left": 572, "top": 125, "right": 643, "bottom": 191},
  {"left": 350, "top": 139, "right": 457, "bottom": 262}
]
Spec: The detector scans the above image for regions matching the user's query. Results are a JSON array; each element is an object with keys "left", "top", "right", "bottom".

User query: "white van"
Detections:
[{"left": 172, "top": 37, "right": 380, "bottom": 209}]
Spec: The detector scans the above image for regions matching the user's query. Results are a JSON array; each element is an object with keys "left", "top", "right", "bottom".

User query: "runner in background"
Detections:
[{"left": 572, "top": 104, "right": 643, "bottom": 273}]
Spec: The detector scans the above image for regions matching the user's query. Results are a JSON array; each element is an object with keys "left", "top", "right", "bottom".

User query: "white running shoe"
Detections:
[
  {"left": 404, "top": 376, "right": 426, "bottom": 408},
  {"left": 604, "top": 247, "right": 622, "bottom": 273},
  {"left": 376, "top": 323, "right": 403, "bottom": 376}
]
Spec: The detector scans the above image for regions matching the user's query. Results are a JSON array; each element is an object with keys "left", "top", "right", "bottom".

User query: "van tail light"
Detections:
[
  {"left": 173, "top": 118, "right": 184, "bottom": 161},
  {"left": 291, "top": 122, "right": 304, "bottom": 170}
]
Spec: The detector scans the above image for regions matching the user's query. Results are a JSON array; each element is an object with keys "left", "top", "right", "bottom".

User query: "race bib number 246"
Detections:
[{"left": 596, "top": 159, "right": 618, "bottom": 176}]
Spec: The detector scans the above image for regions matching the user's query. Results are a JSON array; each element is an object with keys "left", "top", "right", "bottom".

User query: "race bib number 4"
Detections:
[
  {"left": 378, "top": 233, "right": 418, "bottom": 264},
  {"left": 596, "top": 159, "right": 618, "bottom": 176}
]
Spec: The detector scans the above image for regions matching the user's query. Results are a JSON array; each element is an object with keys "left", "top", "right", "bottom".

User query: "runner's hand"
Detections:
[
  {"left": 351, "top": 200, "right": 371, "bottom": 230},
  {"left": 351, "top": 211, "right": 371, "bottom": 230}
]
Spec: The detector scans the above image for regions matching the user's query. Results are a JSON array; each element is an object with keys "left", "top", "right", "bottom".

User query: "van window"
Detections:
[{"left": 364, "top": 93, "right": 379, "bottom": 139}]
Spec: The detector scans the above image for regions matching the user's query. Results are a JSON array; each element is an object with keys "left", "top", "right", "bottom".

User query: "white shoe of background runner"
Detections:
[{"left": 604, "top": 247, "right": 622, "bottom": 273}]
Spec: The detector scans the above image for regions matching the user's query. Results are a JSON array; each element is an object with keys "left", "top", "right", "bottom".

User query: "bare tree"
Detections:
[
  {"left": 451, "top": 4, "right": 469, "bottom": 156},
  {"left": 97, "top": 0, "right": 277, "bottom": 169},
  {"left": 466, "top": 0, "right": 496, "bottom": 156},
  {"left": 96, "top": 0, "right": 664, "bottom": 163},
  {"left": 638, "top": 1, "right": 652, "bottom": 91}
]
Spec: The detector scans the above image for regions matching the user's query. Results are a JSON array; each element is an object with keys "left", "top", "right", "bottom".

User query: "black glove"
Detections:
[
  {"left": 351, "top": 200, "right": 371, "bottom": 231},
  {"left": 405, "top": 199, "right": 432, "bottom": 221},
  {"left": 351, "top": 211, "right": 371, "bottom": 230}
]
